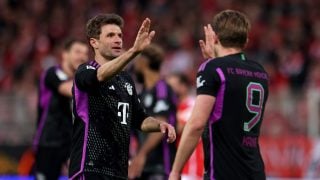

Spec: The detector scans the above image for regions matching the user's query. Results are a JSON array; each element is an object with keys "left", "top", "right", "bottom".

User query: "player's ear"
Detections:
[{"left": 89, "top": 38, "right": 98, "bottom": 49}]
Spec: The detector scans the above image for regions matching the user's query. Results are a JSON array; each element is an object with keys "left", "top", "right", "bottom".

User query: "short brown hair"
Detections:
[
  {"left": 141, "top": 44, "right": 165, "bottom": 71},
  {"left": 212, "top": 10, "right": 250, "bottom": 49},
  {"left": 86, "top": 13, "right": 124, "bottom": 39},
  {"left": 63, "top": 38, "right": 86, "bottom": 51}
]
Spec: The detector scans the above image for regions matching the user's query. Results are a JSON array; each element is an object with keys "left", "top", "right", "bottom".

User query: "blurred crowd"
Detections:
[{"left": 1, "top": 0, "right": 320, "bottom": 145}]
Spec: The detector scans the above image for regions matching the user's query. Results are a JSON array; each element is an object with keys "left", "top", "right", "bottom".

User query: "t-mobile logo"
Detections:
[{"left": 118, "top": 102, "right": 129, "bottom": 125}]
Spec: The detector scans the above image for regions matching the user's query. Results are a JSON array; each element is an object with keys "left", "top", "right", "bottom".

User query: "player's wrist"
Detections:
[
  {"left": 169, "top": 171, "right": 181, "bottom": 179},
  {"left": 129, "top": 46, "right": 141, "bottom": 54}
]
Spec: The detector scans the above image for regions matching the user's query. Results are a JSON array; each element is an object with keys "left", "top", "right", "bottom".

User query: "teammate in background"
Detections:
[
  {"left": 33, "top": 39, "right": 88, "bottom": 180},
  {"left": 169, "top": 10, "right": 269, "bottom": 180},
  {"left": 166, "top": 73, "right": 204, "bottom": 180},
  {"left": 69, "top": 14, "right": 176, "bottom": 180},
  {"left": 129, "top": 44, "right": 177, "bottom": 180}
]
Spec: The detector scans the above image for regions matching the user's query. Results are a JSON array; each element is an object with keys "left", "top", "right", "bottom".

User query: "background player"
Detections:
[
  {"left": 169, "top": 10, "right": 269, "bottom": 180},
  {"left": 129, "top": 44, "right": 177, "bottom": 179},
  {"left": 69, "top": 14, "right": 176, "bottom": 180},
  {"left": 166, "top": 73, "right": 204, "bottom": 180},
  {"left": 33, "top": 39, "right": 88, "bottom": 180}
]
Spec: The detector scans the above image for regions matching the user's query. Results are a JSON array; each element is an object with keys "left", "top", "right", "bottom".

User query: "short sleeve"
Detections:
[
  {"left": 152, "top": 86, "right": 176, "bottom": 118},
  {"left": 74, "top": 64, "right": 99, "bottom": 92},
  {"left": 196, "top": 61, "right": 221, "bottom": 97},
  {"left": 152, "top": 98, "right": 172, "bottom": 117},
  {"left": 45, "top": 67, "right": 67, "bottom": 93},
  {"left": 132, "top": 86, "right": 149, "bottom": 130}
]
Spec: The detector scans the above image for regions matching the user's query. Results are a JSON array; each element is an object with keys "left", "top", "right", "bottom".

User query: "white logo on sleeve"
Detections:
[
  {"left": 109, "top": 85, "right": 115, "bottom": 90},
  {"left": 197, "top": 76, "right": 205, "bottom": 88},
  {"left": 118, "top": 102, "right": 129, "bottom": 125},
  {"left": 143, "top": 94, "right": 153, "bottom": 107},
  {"left": 56, "top": 69, "right": 68, "bottom": 81},
  {"left": 125, "top": 83, "right": 133, "bottom": 95},
  {"left": 153, "top": 100, "right": 169, "bottom": 113},
  {"left": 86, "top": 65, "right": 96, "bottom": 70}
]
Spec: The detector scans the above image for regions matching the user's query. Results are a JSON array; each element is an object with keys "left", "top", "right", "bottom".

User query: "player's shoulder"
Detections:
[
  {"left": 198, "top": 57, "right": 228, "bottom": 72},
  {"left": 44, "top": 66, "right": 58, "bottom": 75},
  {"left": 45, "top": 65, "right": 67, "bottom": 80},
  {"left": 246, "top": 59, "right": 266, "bottom": 72},
  {"left": 77, "top": 61, "right": 99, "bottom": 71}
]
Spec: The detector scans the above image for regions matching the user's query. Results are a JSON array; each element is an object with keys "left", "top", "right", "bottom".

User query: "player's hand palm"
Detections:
[
  {"left": 133, "top": 18, "right": 155, "bottom": 52},
  {"left": 199, "top": 24, "right": 216, "bottom": 59}
]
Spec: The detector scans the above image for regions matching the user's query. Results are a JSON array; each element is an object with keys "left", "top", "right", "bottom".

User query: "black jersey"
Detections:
[
  {"left": 33, "top": 66, "right": 72, "bottom": 149},
  {"left": 137, "top": 80, "right": 177, "bottom": 175},
  {"left": 69, "top": 60, "right": 148, "bottom": 179},
  {"left": 196, "top": 53, "right": 268, "bottom": 180}
]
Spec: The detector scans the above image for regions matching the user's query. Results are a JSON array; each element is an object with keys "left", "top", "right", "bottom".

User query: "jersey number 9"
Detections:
[{"left": 244, "top": 82, "right": 265, "bottom": 132}]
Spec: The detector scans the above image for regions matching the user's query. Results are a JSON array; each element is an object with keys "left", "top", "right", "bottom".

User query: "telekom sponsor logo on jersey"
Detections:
[{"left": 118, "top": 102, "right": 129, "bottom": 125}]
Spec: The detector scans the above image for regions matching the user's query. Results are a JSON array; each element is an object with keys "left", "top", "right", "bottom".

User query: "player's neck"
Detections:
[
  {"left": 94, "top": 53, "right": 114, "bottom": 66},
  {"left": 216, "top": 47, "right": 242, "bottom": 58},
  {"left": 144, "top": 70, "right": 160, "bottom": 90},
  {"left": 94, "top": 53, "right": 113, "bottom": 65}
]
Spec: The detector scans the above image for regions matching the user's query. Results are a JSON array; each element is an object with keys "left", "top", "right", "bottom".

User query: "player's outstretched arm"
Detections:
[
  {"left": 96, "top": 18, "right": 155, "bottom": 82},
  {"left": 169, "top": 95, "right": 215, "bottom": 180},
  {"left": 140, "top": 116, "right": 176, "bottom": 143}
]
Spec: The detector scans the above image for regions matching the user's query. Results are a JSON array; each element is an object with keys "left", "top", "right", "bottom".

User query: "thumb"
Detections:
[{"left": 149, "top": 30, "right": 156, "bottom": 40}]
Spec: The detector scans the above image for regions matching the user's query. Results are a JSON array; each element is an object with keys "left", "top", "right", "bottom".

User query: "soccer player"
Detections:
[
  {"left": 169, "top": 10, "right": 269, "bottom": 180},
  {"left": 69, "top": 14, "right": 176, "bottom": 180},
  {"left": 33, "top": 39, "right": 89, "bottom": 180},
  {"left": 128, "top": 44, "right": 177, "bottom": 179},
  {"left": 167, "top": 73, "right": 204, "bottom": 180}
]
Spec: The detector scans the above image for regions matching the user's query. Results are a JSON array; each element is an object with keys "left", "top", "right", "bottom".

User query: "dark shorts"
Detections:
[{"left": 35, "top": 146, "right": 69, "bottom": 180}]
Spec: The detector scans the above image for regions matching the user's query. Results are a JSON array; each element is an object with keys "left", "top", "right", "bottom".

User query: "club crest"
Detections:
[{"left": 125, "top": 83, "right": 133, "bottom": 95}]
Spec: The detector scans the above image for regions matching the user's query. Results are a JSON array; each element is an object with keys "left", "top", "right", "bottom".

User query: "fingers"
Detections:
[
  {"left": 166, "top": 125, "right": 176, "bottom": 143},
  {"left": 160, "top": 123, "right": 167, "bottom": 133},
  {"left": 205, "top": 24, "right": 215, "bottom": 44},
  {"left": 204, "top": 25, "right": 210, "bottom": 45},
  {"left": 138, "top": 18, "right": 151, "bottom": 35},
  {"left": 199, "top": 39, "right": 206, "bottom": 57},
  {"left": 144, "top": 18, "right": 151, "bottom": 33},
  {"left": 149, "top": 30, "right": 156, "bottom": 41},
  {"left": 199, "top": 24, "right": 216, "bottom": 59},
  {"left": 159, "top": 123, "right": 176, "bottom": 143}
]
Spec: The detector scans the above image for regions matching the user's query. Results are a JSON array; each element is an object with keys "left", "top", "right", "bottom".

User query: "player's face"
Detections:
[
  {"left": 97, "top": 24, "right": 123, "bottom": 60},
  {"left": 67, "top": 43, "right": 89, "bottom": 71}
]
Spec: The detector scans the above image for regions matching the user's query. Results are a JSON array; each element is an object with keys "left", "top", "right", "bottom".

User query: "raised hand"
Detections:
[
  {"left": 199, "top": 24, "right": 217, "bottom": 59},
  {"left": 133, "top": 18, "right": 156, "bottom": 52}
]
